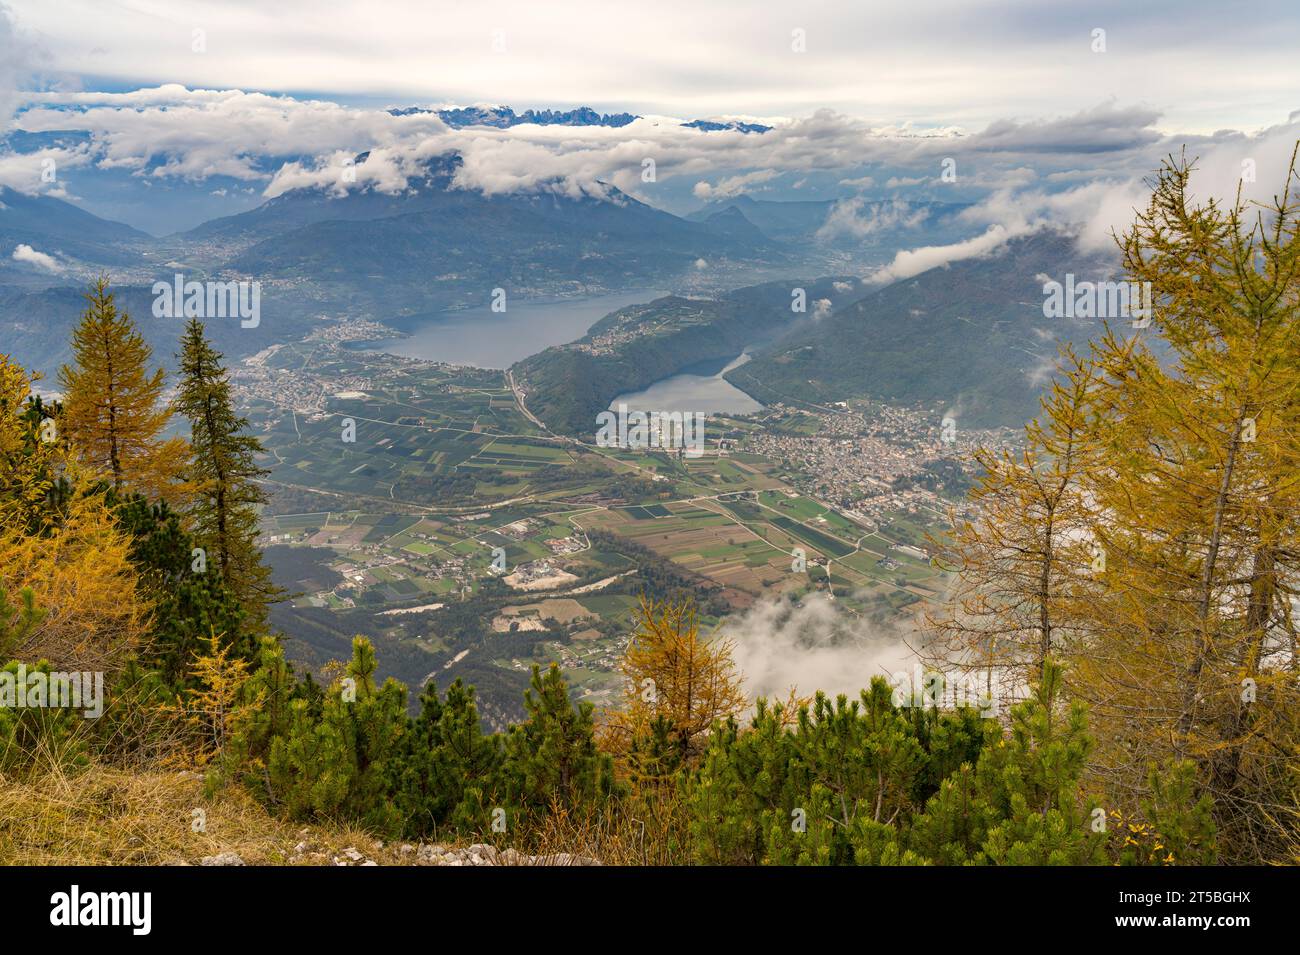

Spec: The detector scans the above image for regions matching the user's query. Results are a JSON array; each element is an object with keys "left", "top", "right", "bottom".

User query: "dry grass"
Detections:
[
  {"left": 0, "top": 764, "right": 396, "bottom": 866},
  {"left": 520, "top": 790, "right": 688, "bottom": 866},
  {"left": 0, "top": 764, "right": 647, "bottom": 866}
]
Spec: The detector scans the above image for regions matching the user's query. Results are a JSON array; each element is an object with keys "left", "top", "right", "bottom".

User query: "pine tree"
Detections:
[
  {"left": 0, "top": 586, "right": 43, "bottom": 663},
  {"left": 972, "top": 660, "right": 1108, "bottom": 865},
  {"left": 58, "top": 278, "right": 185, "bottom": 499},
  {"left": 390, "top": 679, "right": 504, "bottom": 837},
  {"left": 174, "top": 318, "right": 279, "bottom": 629},
  {"left": 266, "top": 637, "right": 408, "bottom": 833},
  {"left": 504, "top": 664, "right": 612, "bottom": 814},
  {"left": 685, "top": 679, "right": 996, "bottom": 865}
]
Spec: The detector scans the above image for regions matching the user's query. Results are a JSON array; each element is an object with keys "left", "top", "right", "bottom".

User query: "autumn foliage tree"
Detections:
[
  {"left": 926, "top": 348, "right": 1104, "bottom": 698},
  {"left": 928, "top": 149, "right": 1300, "bottom": 862},
  {"left": 58, "top": 278, "right": 186, "bottom": 501},
  {"left": 601, "top": 595, "right": 747, "bottom": 782}
]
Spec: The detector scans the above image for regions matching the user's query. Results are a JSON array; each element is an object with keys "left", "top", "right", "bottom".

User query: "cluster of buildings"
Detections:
[
  {"left": 745, "top": 402, "right": 1015, "bottom": 523},
  {"left": 572, "top": 301, "right": 704, "bottom": 356}
]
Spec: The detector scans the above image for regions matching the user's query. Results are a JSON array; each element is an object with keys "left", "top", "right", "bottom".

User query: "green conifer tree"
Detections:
[
  {"left": 503, "top": 664, "right": 612, "bottom": 814},
  {"left": 174, "top": 319, "right": 279, "bottom": 630}
]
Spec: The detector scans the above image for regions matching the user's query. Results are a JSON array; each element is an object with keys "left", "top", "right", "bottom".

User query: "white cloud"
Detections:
[
  {"left": 816, "top": 196, "right": 930, "bottom": 242},
  {"left": 8, "top": 91, "right": 1181, "bottom": 210},
  {"left": 693, "top": 168, "right": 779, "bottom": 200},
  {"left": 722, "top": 594, "right": 915, "bottom": 701},
  {"left": 6, "top": 78, "right": 1297, "bottom": 259},
  {"left": 12, "top": 242, "right": 62, "bottom": 271},
  {"left": 869, "top": 223, "right": 1021, "bottom": 285},
  {"left": 8, "top": 1, "right": 1299, "bottom": 133}
]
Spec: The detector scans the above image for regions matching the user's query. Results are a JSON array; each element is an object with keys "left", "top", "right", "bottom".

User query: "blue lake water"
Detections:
[
  {"left": 357, "top": 289, "right": 670, "bottom": 369},
  {"left": 612, "top": 352, "right": 764, "bottom": 415}
]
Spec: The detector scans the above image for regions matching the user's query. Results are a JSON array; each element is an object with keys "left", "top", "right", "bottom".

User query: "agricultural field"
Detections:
[{"left": 247, "top": 348, "right": 952, "bottom": 717}]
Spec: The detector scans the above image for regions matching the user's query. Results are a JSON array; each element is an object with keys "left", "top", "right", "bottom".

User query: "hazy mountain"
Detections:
[
  {"left": 178, "top": 154, "right": 784, "bottom": 313},
  {"left": 0, "top": 186, "right": 154, "bottom": 283},
  {"left": 726, "top": 230, "right": 1116, "bottom": 428},
  {"left": 696, "top": 205, "right": 771, "bottom": 243},
  {"left": 680, "top": 119, "right": 772, "bottom": 134},
  {"left": 391, "top": 105, "right": 639, "bottom": 128},
  {"left": 686, "top": 195, "right": 973, "bottom": 251},
  {"left": 389, "top": 106, "right": 772, "bottom": 134},
  {"left": 686, "top": 195, "right": 841, "bottom": 240}
]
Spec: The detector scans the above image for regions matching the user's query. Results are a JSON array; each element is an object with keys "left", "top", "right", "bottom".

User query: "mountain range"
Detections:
[
  {"left": 388, "top": 105, "right": 771, "bottom": 134},
  {"left": 0, "top": 152, "right": 1108, "bottom": 430},
  {"left": 0, "top": 153, "right": 790, "bottom": 376}
]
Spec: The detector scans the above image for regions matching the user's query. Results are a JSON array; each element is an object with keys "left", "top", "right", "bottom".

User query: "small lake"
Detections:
[
  {"left": 612, "top": 353, "right": 764, "bottom": 415},
  {"left": 357, "top": 289, "right": 670, "bottom": 369}
]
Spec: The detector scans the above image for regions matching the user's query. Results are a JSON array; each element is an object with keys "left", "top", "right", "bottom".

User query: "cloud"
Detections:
[
  {"left": 869, "top": 223, "right": 1022, "bottom": 285},
  {"left": 721, "top": 594, "right": 915, "bottom": 701},
  {"left": 11, "top": 242, "right": 62, "bottom": 271},
  {"left": 7, "top": 90, "right": 1170, "bottom": 208},
  {"left": 8, "top": 1, "right": 1299, "bottom": 133},
  {"left": 7, "top": 81, "right": 1299, "bottom": 255},
  {"left": 18, "top": 85, "right": 447, "bottom": 183},
  {"left": 970, "top": 102, "right": 1164, "bottom": 155},
  {"left": 0, "top": 143, "right": 92, "bottom": 191},
  {"left": 693, "top": 168, "right": 779, "bottom": 200},
  {"left": 816, "top": 196, "right": 930, "bottom": 242},
  {"left": 0, "top": 3, "right": 39, "bottom": 130}
]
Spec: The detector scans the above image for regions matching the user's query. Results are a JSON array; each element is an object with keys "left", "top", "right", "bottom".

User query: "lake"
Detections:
[
  {"left": 612, "top": 352, "right": 764, "bottom": 415},
  {"left": 357, "top": 289, "right": 670, "bottom": 369}
]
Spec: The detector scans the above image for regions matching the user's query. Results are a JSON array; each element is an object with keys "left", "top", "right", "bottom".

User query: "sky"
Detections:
[
  {"left": 7, "top": 0, "right": 1300, "bottom": 131},
  {"left": 2, "top": 0, "right": 1299, "bottom": 239}
]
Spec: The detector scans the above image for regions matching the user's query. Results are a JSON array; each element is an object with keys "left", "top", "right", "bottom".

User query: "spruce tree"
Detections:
[
  {"left": 174, "top": 319, "right": 279, "bottom": 629},
  {"left": 111, "top": 493, "right": 247, "bottom": 684}
]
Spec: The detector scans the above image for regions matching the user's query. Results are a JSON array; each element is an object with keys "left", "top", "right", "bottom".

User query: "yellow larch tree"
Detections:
[{"left": 58, "top": 277, "right": 187, "bottom": 502}]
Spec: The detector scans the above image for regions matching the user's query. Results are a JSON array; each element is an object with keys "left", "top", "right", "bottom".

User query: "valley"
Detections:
[{"left": 237, "top": 324, "right": 1013, "bottom": 719}]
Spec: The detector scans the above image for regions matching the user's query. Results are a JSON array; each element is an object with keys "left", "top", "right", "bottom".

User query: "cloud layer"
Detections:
[{"left": 7, "top": 0, "right": 1300, "bottom": 132}]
